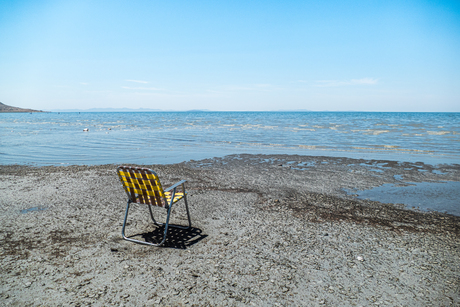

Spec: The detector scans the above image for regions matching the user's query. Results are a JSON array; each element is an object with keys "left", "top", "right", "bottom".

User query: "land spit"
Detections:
[{"left": 1, "top": 154, "right": 459, "bottom": 306}]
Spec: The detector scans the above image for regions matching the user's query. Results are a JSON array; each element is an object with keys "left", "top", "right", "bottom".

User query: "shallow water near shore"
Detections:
[
  {"left": 186, "top": 153, "right": 460, "bottom": 216},
  {"left": 345, "top": 181, "right": 460, "bottom": 216}
]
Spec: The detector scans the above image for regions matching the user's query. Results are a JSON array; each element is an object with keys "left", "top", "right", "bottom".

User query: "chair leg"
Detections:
[
  {"left": 121, "top": 200, "right": 166, "bottom": 247},
  {"left": 159, "top": 205, "right": 174, "bottom": 246},
  {"left": 147, "top": 197, "right": 192, "bottom": 230},
  {"left": 186, "top": 195, "right": 191, "bottom": 228},
  {"left": 179, "top": 194, "right": 192, "bottom": 229},
  {"left": 182, "top": 183, "right": 192, "bottom": 229},
  {"left": 147, "top": 203, "right": 159, "bottom": 225},
  {"left": 121, "top": 200, "right": 131, "bottom": 241}
]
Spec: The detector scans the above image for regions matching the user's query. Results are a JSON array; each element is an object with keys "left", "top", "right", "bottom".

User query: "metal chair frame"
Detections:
[{"left": 117, "top": 166, "right": 191, "bottom": 247}]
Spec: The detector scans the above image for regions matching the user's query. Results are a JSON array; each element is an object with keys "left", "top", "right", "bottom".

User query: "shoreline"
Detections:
[
  {"left": 2, "top": 148, "right": 459, "bottom": 169},
  {"left": 3, "top": 152, "right": 458, "bottom": 216},
  {"left": 1, "top": 154, "right": 459, "bottom": 305}
]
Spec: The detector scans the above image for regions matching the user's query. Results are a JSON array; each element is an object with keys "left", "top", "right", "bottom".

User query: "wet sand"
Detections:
[{"left": 1, "top": 154, "right": 459, "bottom": 306}]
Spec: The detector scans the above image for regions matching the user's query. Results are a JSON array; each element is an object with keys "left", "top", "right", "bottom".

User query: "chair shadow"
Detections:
[{"left": 129, "top": 225, "right": 207, "bottom": 249}]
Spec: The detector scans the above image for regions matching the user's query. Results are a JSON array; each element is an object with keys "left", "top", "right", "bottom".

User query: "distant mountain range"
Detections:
[
  {"left": 48, "top": 107, "right": 165, "bottom": 112},
  {"left": 47, "top": 108, "right": 314, "bottom": 112},
  {"left": 0, "top": 103, "right": 315, "bottom": 113},
  {"left": 0, "top": 102, "right": 44, "bottom": 113},
  {"left": 47, "top": 108, "right": 211, "bottom": 112}
]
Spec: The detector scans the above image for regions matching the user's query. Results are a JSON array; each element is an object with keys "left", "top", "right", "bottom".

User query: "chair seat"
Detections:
[
  {"left": 133, "top": 191, "right": 185, "bottom": 207},
  {"left": 165, "top": 191, "right": 185, "bottom": 204}
]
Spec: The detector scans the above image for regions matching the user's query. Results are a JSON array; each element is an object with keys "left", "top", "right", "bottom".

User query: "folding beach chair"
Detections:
[{"left": 117, "top": 166, "right": 191, "bottom": 246}]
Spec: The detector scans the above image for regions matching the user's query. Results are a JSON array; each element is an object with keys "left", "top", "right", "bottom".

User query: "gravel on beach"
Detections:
[{"left": 1, "top": 154, "right": 459, "bottom": 306}]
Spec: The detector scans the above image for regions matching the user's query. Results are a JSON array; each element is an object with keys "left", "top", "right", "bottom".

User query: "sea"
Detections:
[
  {"left": 1, "top": 111, "right": 459, "bottom": 166},
  {"left": 1, "top": 112, "right": 460, "bottom": 215}
]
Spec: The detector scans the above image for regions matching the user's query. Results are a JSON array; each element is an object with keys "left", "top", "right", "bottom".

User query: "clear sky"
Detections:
[{"left": 1, "top": 0, "right": 459, "bottom": 111}]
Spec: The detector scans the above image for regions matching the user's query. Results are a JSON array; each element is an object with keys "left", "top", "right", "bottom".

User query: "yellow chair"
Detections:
[{"left": 117, "top": 166, "right": 191, "bottom": 246}]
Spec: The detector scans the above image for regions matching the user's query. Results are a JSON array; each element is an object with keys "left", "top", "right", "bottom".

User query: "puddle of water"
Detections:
[
  {"left": 282, "top": 160, "right": 318, "bottom": 170},
  {"left": 20, "top": 207, "right": 47, "bottom": 214},
  {"left": 360, "top": 162, "right": 392, "bottom": 170},
  {"left": 298, "top": 161, "right": 316, "bottom": 167},
  {"left": 393, "top": 175, "right": 404, "bottom": 181},
  {"left": 346, "top": 181, "right": 460, "bottom": 216}
]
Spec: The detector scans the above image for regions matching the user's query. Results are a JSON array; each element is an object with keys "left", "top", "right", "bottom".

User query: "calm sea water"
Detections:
[{"left": 1, "top": 112, "right": 459, "bottom": 166}]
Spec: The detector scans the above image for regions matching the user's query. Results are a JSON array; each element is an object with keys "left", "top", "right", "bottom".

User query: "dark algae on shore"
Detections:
[{"left": 185, "top": 154, "right": 460, "bottom": 234}]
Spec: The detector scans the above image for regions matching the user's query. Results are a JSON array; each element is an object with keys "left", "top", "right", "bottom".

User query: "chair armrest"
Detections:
[{"left": 164, "top": 180, "right": 187, "bottom": 192}]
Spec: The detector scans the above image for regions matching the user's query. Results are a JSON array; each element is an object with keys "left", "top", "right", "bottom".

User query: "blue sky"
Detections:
[{"left": 0, "top": 0, "right": 459, "bottom": 111}]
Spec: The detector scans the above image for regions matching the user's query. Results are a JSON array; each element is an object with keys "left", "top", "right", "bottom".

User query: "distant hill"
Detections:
[
  {"left": 48, "top": 107, "right": 164, "bottom": 112},
  {"left": 0, "top": 102, "right": 44, "bottom": 113}
]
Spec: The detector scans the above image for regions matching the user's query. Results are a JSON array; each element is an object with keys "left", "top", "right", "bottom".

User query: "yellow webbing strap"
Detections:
[{"left": 118, "top": 170, "right": 165, "bottom": 199}]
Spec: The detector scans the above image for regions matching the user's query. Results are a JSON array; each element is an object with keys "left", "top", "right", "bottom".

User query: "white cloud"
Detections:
[
  {"left": 314, "top": 78, "right": 378, "bottom": 87},
  {"left": 121, "top": 86, "right": 162, "bottom": 90},
  {"left": 350, "top": 78, "right": 378, "bottom": 85},
  {"left": 125, "top": 79, "right": 149, "bottom": 84},
  {"left": 220, "top": 83, "right": 274, "bottom": 91}
]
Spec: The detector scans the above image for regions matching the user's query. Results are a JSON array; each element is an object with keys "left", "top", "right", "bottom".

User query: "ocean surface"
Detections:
[{"left": 1, "top": 111, "right": 459, "bottom": 166}]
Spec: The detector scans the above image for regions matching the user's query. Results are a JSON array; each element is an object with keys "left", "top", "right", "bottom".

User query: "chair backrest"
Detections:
[{"left": 117, "top": 166, "right": 166, "bottom": 207}]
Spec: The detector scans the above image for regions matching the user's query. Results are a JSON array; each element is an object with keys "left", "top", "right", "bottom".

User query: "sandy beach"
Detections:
[{"left": 1, "top": 154, "right": 459, "bottom": 306}]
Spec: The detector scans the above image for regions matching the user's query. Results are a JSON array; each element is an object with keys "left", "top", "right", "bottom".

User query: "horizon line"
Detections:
[{"left": 43, "top": 108, "right": 460, "bottom": 113}]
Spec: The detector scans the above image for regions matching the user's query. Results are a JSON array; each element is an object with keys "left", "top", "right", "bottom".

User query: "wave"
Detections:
[{"left": 427, "top": 131, "right": 451, "bottom": 135}]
